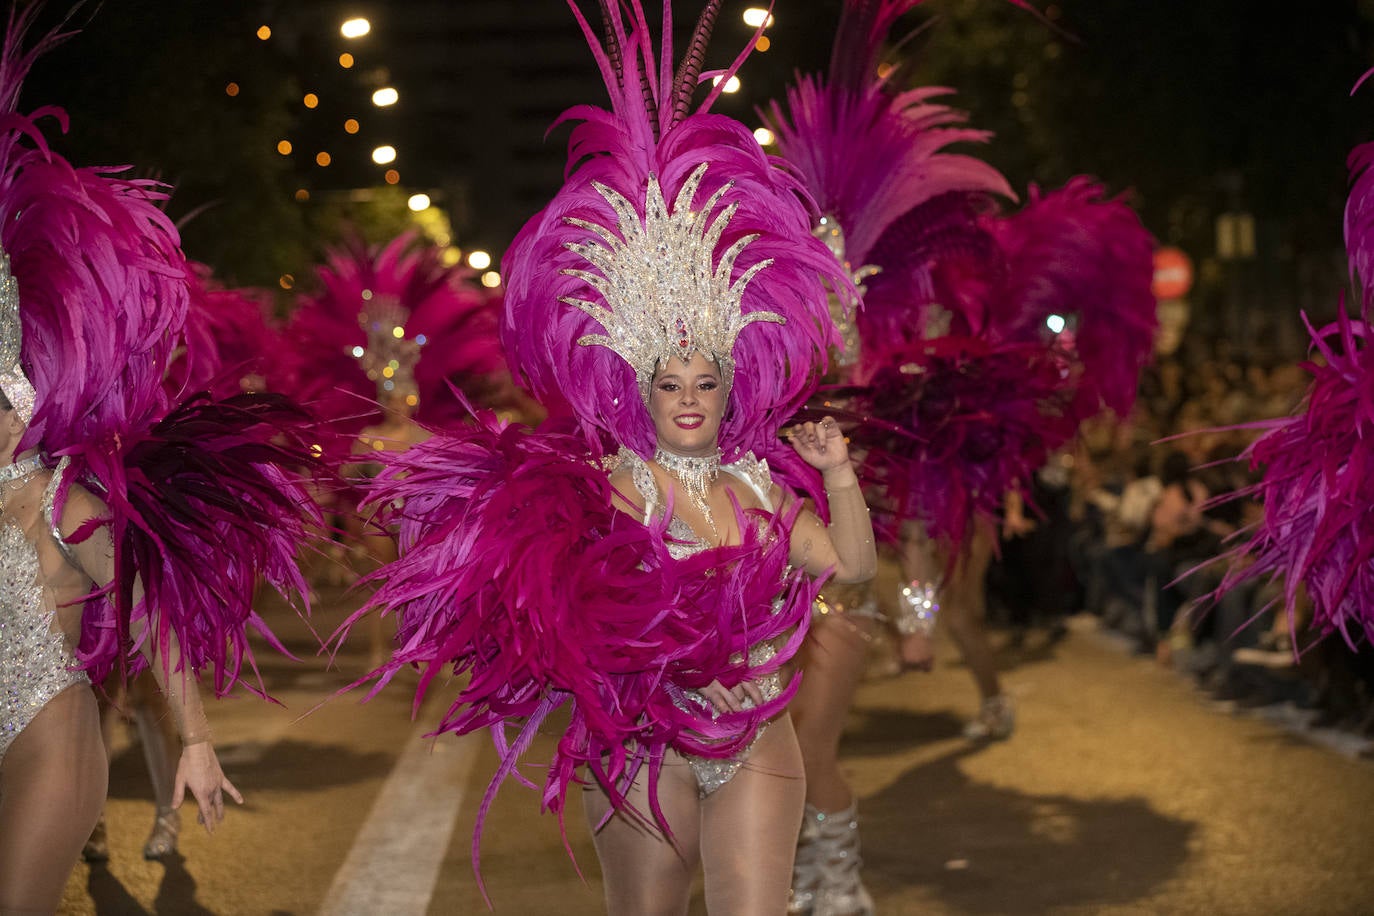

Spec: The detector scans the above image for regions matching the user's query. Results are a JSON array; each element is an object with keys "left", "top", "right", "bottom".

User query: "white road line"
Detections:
[{"left": 318, "top": 723, "right": 482, "bottom": 916}]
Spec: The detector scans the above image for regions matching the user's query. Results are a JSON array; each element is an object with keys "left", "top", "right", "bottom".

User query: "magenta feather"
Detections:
[
  {"left": 71, "top": 393, "right": 325, "bottom": 697},
  {"left": 1344, "top": 140, "right": 1374, "bottom": 305},
  {"left": 1209, "top": 307, "right": 1374, "bottom": 645},
  {"left": 978, "top": 178, "right": 1157, "bottom": 419},
  {"left": 846, "top": 334, "right": 1074, "bottom": 550},
  {"left": 335, "top": 408, "right": 818, "bottom": 879},
  {"left": 165, "top": 263, "right": 279, "bottom": 400}
]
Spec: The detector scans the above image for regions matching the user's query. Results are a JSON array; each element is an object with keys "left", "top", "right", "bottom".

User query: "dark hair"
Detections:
[
  {"left": 1160, "top": 449, "right": 1193, "bottom": 487},
  {"left": 0, "top": 388, "right": 11, "bottom": 412}
]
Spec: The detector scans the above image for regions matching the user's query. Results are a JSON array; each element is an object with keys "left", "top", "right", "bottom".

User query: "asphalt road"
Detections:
[{"left": 59, "top": 587, "right": 1374, "bottom": 915}]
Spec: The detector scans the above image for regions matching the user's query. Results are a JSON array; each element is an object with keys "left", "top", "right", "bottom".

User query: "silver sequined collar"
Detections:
[
  {"left": 0, "top": 454, "right": 44, "bottom": 486},
  {"left": 654, "top": 446, "right": 721, "bottom": 534}
]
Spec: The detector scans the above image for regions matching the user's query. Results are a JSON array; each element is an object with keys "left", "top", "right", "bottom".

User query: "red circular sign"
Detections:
[{"left": 1152, "top": 247, "right": 1193, "bottom": 299}]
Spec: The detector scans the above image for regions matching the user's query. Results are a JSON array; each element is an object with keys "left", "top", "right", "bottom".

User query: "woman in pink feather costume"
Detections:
[
  {"left": 341, "top": 3, "right": 876, "bottom": 912},
  {"left": 0, "top": 10, "right": 321, "bottom": 910},
  {"left": 763, "top": 3, "right": 1032, "bottom": 911},
  {"left": 764, "top": 2, "right": 1156, "bottom": 910}
]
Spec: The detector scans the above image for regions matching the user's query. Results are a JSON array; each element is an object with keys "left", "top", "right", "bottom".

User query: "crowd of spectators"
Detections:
[{"left": 987, "top": 342, "right": 1374, "bottom": 746}]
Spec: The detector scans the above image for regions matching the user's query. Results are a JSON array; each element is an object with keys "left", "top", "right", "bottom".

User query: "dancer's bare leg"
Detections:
[
  {"left": 583, "top": 752, "right": 700, "bottom": 916},
  {"left": 129, "top": 672, "right": 180, "bottom": 857},
  {"left": 793, "top": 613, "right": 874, "bottom": 813},
  {"left": 0, "top": 684, "right": 107, "bottom": 915},
  {"left": 129, "top": 672, "right": 177, "bottom": 811},
  {"left": 700, "top": 715, "right": 806, "bottom": 915},
  {"left": 939, "top": 526, "right": 1000, "bottom": 701}
]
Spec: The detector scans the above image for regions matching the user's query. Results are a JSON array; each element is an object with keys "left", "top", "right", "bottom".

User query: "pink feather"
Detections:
[{"left": 334, "top": 408, "right": 818, "bottom": 884}]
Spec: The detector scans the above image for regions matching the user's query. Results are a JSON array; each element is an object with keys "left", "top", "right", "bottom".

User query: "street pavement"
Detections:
[{"left": 60, "top": 586, "right": 1374, "bottom": 915}]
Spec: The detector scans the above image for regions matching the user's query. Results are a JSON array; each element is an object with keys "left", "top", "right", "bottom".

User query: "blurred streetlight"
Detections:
[
  {"left": 372, "top": 145, "right": 397, "bottom": 165},
  {"left": 372, "top": 87, "right": 399, "bottom": 107},
  {"left": 303, "top": 93, "right": 319, "bottom": 109},
  {"left": 341, "top": 18, "right": 371, "bottom": 39},
  {"left": 742, "top": 8, "right": 774, "bottom": 28},
  {"left": 481, "top": 271, "right": 502, "bottom": 289},
  {"left": 339, "top": 52, "right": 355, "bottom": 68},
  {"left": 753, "top": 127, "right": 775, "bottom": 146},
  {"left": 408, "top": 193, "right": 432, "bottom": 212},
  {"left": 467, "top": 250, "right": 492, "bottom": 270},
  {"left": 277, "top": 140, "right": 293, "bottom": 155},
  {"left": 711, "top": 75, "right": 741, "bottom": 94},
  {"left": 344, "top": 118, "right": 360, "bottom": 134},
  {"left": 256, "top": 25, "right": 272, "bottom": 40}
]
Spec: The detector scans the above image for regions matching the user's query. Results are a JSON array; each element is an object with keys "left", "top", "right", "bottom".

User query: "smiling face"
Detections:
[{"left": 648, "top": 351, "right": 726, "bottom": 457}]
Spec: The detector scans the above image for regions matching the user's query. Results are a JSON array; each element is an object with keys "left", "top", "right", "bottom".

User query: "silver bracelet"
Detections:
[{"left": 893, "top": 579, "right": 940, "bottom": 637}]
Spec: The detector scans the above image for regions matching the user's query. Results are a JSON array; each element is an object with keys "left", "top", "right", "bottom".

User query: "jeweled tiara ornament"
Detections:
[
  {"left": 355, "top": 293, "right": 423, "bottom": 402},
  {"left": 560, "top": 162, "right": 784, "bottom": 398},
  {"left": 0, "top": 248, "right": 35, "bottom": 423}
]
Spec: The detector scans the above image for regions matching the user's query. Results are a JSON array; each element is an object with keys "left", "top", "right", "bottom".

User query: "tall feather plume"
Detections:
[
  {"left": 762, "top": 0, "right": 1013, "bottom": 272},
  {"left": 671, "top": 0, "right": 721, "bottom": 124}
]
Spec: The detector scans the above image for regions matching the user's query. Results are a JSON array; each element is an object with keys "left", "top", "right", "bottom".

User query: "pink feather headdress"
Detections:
[
  {"left": 762, "top": 0, "right": 1012, "bottom": 276},
  {"left": 501, "top": 0, "right": 855, "bottom": 461},
  {"left": 280, "top": 233, "right": 509, "bottom": 435}
]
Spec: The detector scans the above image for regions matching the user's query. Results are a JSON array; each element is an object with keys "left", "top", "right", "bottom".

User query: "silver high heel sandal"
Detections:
[
  {"left": 143, "top": 805, "right": 180, "bottom": 860},
  {"left": 788, "top": 803, "right": 825, "bottom": 914},
  {"left": 791, "top": 802, "right": 875, "bottom": 916},
  {"left": 962, "top": 694, "right": 1015, "bottom": 741}
]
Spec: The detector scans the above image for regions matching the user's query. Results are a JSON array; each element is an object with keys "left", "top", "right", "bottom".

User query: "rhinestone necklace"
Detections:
[
  {"left": 0, "top": 453, "right": 44, "bottom": 487},
  {"left": 654, "top": 446, "right": 722, "bottom": 538}
]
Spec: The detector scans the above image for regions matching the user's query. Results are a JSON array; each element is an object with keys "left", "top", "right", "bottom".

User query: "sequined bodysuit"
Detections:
[
  {"left": 0, "top": 463, "right": 87, "bottom": 762},
  {"left": 623, "top": 450, "right": 785, "bottom": 797}
]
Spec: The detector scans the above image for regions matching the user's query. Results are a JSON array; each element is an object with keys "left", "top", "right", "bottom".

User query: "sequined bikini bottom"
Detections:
[{"left": 678, "top": 639, "right": 783, "bottom": 797}]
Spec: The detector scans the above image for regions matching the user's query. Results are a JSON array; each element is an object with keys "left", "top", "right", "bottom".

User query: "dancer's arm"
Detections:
[
  {"left": 783, "top": 418, "right": 877, "bottom": 584},
  {"left": 59, "top": 485, "right": 243, "bottom": 835}
]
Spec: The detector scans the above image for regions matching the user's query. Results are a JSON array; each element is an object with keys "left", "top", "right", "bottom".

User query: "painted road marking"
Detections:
[{"left": 318, "top": 723, "right": 482, "bottom": 915}]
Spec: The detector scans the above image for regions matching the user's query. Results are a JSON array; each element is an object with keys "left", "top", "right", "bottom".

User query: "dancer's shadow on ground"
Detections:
[
  {"left": 841, "top": 707, "right": 968, "bottom": 756},
  {"left": 107, "top": 738, "right": 393, "bottom": 797},
  {"left": 87, "top": 853, "right": 213, "bottom": 916},
  {"left": 861, "top": 745, "right": 1196, "bottom": 912}
]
